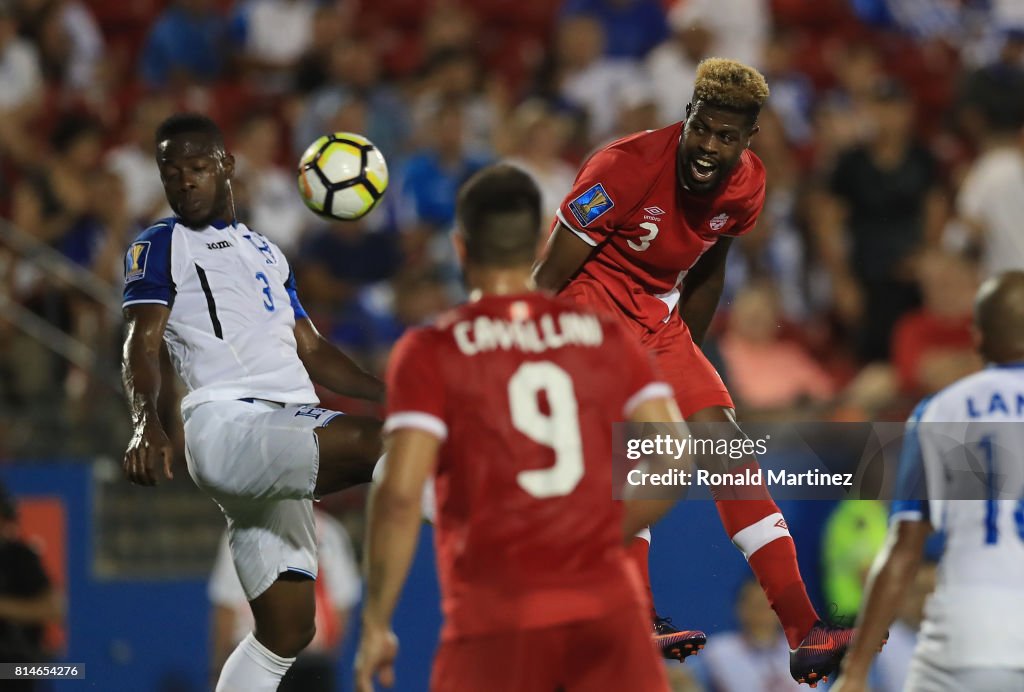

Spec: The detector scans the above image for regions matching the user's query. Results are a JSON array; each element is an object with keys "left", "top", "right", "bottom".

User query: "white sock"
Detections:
[
  {"left": 215, "top": 632, "right": 295, "bottom": 692},
  {"left": 372, "top": 453, "right": 436, "bottom": 523}
]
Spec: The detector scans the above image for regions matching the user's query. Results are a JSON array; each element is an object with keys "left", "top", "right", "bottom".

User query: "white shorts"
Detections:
[
  {"left": 183, "top": 398, "right": 342, "bottom": 599},
  {"left": 905, "top": 657, "right": 1024, "bottom": 691}
]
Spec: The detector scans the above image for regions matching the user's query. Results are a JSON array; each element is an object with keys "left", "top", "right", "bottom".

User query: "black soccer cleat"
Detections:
[
  {"left": 653, "top": 615, "right": 707, "bottom": 661},
  {"left": 789, "top": 620, "right": 888, "bottom": 688}
]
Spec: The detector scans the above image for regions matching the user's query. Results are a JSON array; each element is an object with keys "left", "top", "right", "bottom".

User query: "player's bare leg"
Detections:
[
  {"left": 216, "top": 572, "right": 315, "bottom": 691},
  {"left": 313, "top": 415, "right": 383, "bottom": 496}
]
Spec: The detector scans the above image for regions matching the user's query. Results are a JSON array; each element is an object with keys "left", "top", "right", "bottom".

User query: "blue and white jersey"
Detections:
[
  {"left": 123, "top": 217, "right": 317, "bottom": 414},
  {"left": 892, "top": 365, "right": 1024, "bottom": 669}
]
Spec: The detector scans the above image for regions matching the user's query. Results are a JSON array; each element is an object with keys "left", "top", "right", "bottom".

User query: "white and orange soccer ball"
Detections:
[{"left": 296, "top": 132, "right": 388, "bottom": 221}]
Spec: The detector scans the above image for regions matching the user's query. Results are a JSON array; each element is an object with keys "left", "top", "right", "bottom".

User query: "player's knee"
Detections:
[{"left": 259, "top": 618, "right": 316, "bottom": 658}]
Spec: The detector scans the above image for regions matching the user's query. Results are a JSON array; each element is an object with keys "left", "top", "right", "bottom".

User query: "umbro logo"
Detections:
[
  {"left": 206, "top": 240, "right": 233, "bottom": 250},
  {"left": 774, "top": 518, "right": 789, "bottom": 530},
  {"left": 643, "top": 206, "right": 665, "bottom": 216}
]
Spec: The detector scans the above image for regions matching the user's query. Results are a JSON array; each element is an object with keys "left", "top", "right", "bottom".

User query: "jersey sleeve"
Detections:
[
  {"left": 608, "top": 321, "right": 673, "bottom": 418},
  {"left": 555, "top": 147, "right": 635, "bottom": 247},
  {"left": 384, "top": 328, "right": 448, "bottom": 440},
  {"left": 122, "top": 220, "right": 175, "bottom": 308},
  {"left": 284, "top": 268, "right": 308, "bottom": 320},
  {"left": 890, "top": 397, "right": 934, "bottom": 526}
]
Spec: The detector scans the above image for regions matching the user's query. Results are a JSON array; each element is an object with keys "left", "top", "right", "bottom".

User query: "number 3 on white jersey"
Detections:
[
  {"left": 627, "top": 221, "right": 659, "bottom": 252},
  {"left": 508, "top": 362, "right": 584, "bottom": 498}
]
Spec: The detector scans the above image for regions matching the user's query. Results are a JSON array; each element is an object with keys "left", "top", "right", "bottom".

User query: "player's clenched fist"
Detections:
[
  {"left": 123, "top": 421, "right": 174, "bottom": 486},
  {"left": 355, "top": 623, "right": 398, "bottom": 692}
]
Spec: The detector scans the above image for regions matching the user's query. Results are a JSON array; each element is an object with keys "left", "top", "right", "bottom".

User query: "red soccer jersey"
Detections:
[
  {"left": 384, "top": 293, "right": 671, "bottom": 641},
  {"left": 556, "top": 122, "right": 766, "bottom": 331}
]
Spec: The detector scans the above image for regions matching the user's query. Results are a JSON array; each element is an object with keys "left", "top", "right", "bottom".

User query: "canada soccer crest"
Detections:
[{"left": 709, "top": 213, "right": 730, "bottom": 231}]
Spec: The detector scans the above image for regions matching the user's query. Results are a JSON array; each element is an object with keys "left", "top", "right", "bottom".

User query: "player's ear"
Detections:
[
  {"left": 684, "top": 103, "right": 692, "bottom": 121},
  {"left": 746, "top": 124, "right": 760, "bottom": 147},
  {"left": 223, "top": 152, "right": 236, "bottom": 178},
  {"left": 451, "top": 229, "right": 467, "bottom": 264}
]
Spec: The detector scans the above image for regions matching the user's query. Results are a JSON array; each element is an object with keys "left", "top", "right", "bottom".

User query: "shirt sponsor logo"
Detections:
[
  {"left": 709, "top": 213, "right": 730, "bottom": 231},
  {"left": 125, "top": 241, "right": 150, "bottom": 283},
  {"left": 568, "top": 183, "right": 614, "bottom": 227},
  {"left": 206, "top": 240, "right": 232, "bottom": 250}
]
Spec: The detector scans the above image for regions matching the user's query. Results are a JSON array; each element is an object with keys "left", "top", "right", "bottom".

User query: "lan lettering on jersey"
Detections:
[
  {"left": 569, "top": 183, "right": 614, "bottom": 227},
  {"left": 125, "top": 241, "right": 150, "bottom": 283}
]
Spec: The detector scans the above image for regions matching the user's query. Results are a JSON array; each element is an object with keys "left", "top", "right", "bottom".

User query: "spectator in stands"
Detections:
[
  {"left": 719, "top": 282, "right": 835, "bottom": 417},
  {"left": 294, "top": 36, "right": 408, "bottom": 160},
  {"left": 725, "top": 108, "right": 816, "bottom": 322},
  {"left": 11, "top": 114, "right": 104, "bottom": 250},
  {"left": 0, "top": 0, "right": 42, "bottom": 169},
  {"left": 546, "top": 14, "right": 646, "bottom": 144},
  {"left": 663, "top": 0, "right": 769, "bottom": 70},
  {"left": 399, "top": 96, "right": 491, "bottom": 241},
  {"left": 954, "top": 65, "right": 1024, "bottom": 279},
  {"left": 0, "top": 481, "right": 62, "bottom": 692},
  {"left": 891, "top": 252, "right": 981, "bottom": 399},
  {"left": 759, "top": 29, "right": 814, "bottom": 146},
  {"left": 812, "top": 78, "right": 947, "bottom": 363},
  {"left": 139, "top": 0, "right": 228, "bottom": 88},
  {"left": 645, "top": 7, "right": 712, "bottom": 127},
  {"left": 232, "top": 111, "right": 313, "bottom": 256},
  {"left": 105, "top": 94, "right": 174, "bottom": 225},
  {"left": 292, "top": 3, "right": 351, "bottom": 94},
  {"left": 411, "top": 47, "right": 500, "bottom": 157},
  {"left": 692, "top": 577, "right": 804, "bottom": 691},
  {"left": 209, "top": 508, "right": 361, "bottom": 692},
  {"left": 502, "top": 99, "right": 577, "bottom": 221},
  {"left": 19, "top": 0, "right": 104, "bottom": 99},
  {"left": 295, "top": 212, "right": 403, "bottom": 320},
  {"left": 229, "top": 0, "right": 317, "bottom": 92},
  {"left": 560, "top": 0, "right": 667, "bottom": 60},
  {"left": 812, "top": 43, "right": 885, "bottom": 169}
]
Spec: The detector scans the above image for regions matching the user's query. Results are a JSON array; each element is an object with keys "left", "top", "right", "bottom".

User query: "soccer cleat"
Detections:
[
  {"left": 653, "top": 615, "right": 707, "bottom": 661},
  {"left": 789, "top": 620, "right": 888, "bottom": 688}
]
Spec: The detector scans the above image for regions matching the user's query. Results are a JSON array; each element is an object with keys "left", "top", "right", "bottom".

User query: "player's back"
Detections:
[
  {"left": 407, "top": 293, "right": 659, "bottom": 640},
  {"left": 906, "top": 366, "right": 1024, "bottom": 667}
]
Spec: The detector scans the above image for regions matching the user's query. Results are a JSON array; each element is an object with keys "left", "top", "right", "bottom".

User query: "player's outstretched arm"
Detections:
[
  {"left": 621, "top": 396, "right": 692, "bottom": 538},
  {"left": 832, "top": 519, "right": 931, "bottom": 692},
  {"left": 532, "top": 222, "right": 596, "bottom": 293},
  {"left": 679, "top": 236, "right": 732, "bottom": 346},
  {"left": 122, "top": 304, "right": 174, "bottom": 486},
  {"left": 294, "top": 318, "right": 384, "bottom": 403},
  {"left": 356, "top": 428, "right": 440, "bottom": 692}
]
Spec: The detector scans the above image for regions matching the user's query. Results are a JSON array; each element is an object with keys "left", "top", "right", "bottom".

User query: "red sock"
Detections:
[
  {"left": 626, "top": 533, "right": 656, "bottom": 619},
  {"left": 712, "top": 461, "right": 819, "bottom": 648}
]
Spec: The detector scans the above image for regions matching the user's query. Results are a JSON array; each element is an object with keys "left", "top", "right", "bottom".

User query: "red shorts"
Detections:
[
  {"left": 561, "top": 280, "right": 733, "bottom": 418},
  {"left": 430, "top": 604, "right": 668, "bottom": 692}
]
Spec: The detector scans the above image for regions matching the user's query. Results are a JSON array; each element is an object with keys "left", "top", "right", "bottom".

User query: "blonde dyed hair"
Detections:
[{"left": 692, "top": 58, "right": 769, "bottom": 116}]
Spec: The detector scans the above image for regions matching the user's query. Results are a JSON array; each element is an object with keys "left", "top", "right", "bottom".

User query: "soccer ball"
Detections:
[{"left": 297, "top": 132, "right": 388, "bottom": 221}]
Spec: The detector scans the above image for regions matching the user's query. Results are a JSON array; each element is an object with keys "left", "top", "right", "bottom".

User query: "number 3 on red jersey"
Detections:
[
  {"left": 508, "top": 362, "right": 584, "bottom": 498},
  {"left": 626, "top": 221, "right": 659, "bottom": 252}
]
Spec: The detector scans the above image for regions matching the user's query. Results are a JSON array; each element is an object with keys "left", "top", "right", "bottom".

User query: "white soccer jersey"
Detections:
[
  {"left": 122, "top": 217, "right": 317, "bottom": 413},
  {"left": 892, "top": 365, "right": 1024, "bottom": 669}
]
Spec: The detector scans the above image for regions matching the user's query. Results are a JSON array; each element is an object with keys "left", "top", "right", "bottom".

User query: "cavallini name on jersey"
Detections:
[{"left": 454, "top": 313, "right": 604, "bottom": 355}]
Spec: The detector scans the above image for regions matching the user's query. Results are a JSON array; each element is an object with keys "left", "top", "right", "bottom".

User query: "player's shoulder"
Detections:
[
  {"left": 590, "top": 123, "right": 680, "bottom": 168},
  {"left": 729, "top": 149, "right": 766, "bottom": 196},
  {"left": 130, "top": 216, "right": 177, "bottom": 245},
  {"left": 916, "top": 367, "right": 1014, "bottom": 421}
]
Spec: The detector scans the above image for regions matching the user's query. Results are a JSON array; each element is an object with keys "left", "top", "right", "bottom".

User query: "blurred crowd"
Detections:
[{"left": 1, "top": 0, "right": 1024, "bottom": 459}]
